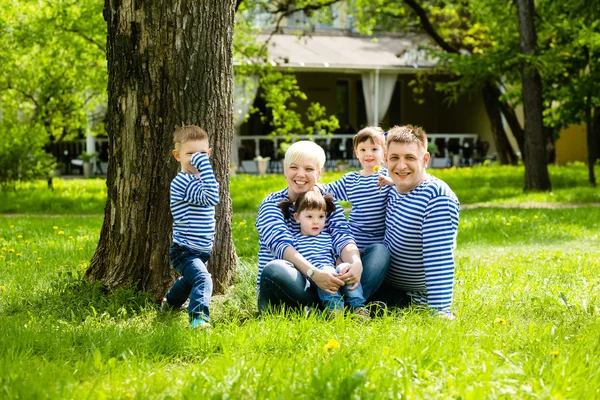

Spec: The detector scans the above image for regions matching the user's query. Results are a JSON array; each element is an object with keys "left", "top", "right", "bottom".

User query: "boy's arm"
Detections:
[
  {"left": 421, "top": 196, "right": 460, "bottom": 313},
  {"left": 322, "top": 174, "right": 349, "bottom": 201},
  {"left": 183, "top": 153, "right": 219, "bottom": 206}
]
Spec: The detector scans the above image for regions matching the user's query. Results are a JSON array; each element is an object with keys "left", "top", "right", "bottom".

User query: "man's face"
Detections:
[
  {"left": 386, "top": 141, "right": 430, "bottom": 193},
  {"left": 172, "top": 139, "right": 211, "bottom": 174}
]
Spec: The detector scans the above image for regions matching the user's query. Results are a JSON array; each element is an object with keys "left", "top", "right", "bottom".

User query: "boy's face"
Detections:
[
  {"left": 172, "top": 139, "right": 211, "bottom": 174},
  {"left": 386, "top": 141, "right": 430, "bottom": 193},
  {"left": 294, "top": 209, "right": 326, "bottom": 236},
  {"left": 355, "top": 139, "right": 385, "bottom": 172}
]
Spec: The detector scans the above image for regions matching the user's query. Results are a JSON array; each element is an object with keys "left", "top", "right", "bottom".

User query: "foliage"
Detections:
[
  {"left": 0, "top": 115, "right": 54, "bottom": 188},
  {"left": 1, "top": 207, "right": 599, "bottom": 397}
]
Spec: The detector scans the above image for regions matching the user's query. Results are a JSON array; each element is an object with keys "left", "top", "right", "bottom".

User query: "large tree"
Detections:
[{"left": 85, "top": 0, "right": 237, "bottom": 298}]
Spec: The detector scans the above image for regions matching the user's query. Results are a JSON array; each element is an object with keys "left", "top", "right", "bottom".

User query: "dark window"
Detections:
[{"left": 356, "top": 80, "right": 367, "bottom": 129}]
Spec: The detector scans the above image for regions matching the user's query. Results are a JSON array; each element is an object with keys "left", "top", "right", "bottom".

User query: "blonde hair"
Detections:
[
  {"left": 173, "top": 125, "right": 209, "bottom": 151},
  {"left": 352, "top": 126, "right": 385, "bottom": 149},
  {"left": 385, "top": 125, "right": 427, "bottom": 152},
  {"left": 283, "top": 141, "right": 326, "bottom": 169}
]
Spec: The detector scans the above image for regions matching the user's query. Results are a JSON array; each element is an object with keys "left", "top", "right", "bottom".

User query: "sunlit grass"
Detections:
[{"left": 1, "top": 205, "right": 599, "bottom": 398}]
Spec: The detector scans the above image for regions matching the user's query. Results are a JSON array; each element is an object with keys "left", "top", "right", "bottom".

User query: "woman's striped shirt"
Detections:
[
  {"left": 383, "top": 176, "right": 460, "bottom": 312},
  {"left": 170, "top": 153, "right": 219, "bottom": 253},
  {"left": 323, "top": 168, "right": 392, "bottom": 250},
  {"left": 255, "top": 187, "right": 354, "bottom": 286}
]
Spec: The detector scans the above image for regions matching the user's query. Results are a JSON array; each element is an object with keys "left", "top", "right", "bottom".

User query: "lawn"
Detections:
[{"left": 1, "top": 165, "right": 599, "bottom": 398}]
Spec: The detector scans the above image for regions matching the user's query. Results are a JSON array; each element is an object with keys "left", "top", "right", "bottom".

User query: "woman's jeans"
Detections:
[
  {"left": 166, "top": 242, "right": 213, "bottom": 321},
  {"left": 258, "top": 244, "right": 390, "bottom": 313}
]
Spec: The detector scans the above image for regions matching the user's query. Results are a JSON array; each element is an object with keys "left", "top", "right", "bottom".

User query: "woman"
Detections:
[{"left": 255, "top": 141, "right": 390, "bottom": 312}]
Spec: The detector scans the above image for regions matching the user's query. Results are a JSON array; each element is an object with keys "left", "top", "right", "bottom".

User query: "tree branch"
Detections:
[
  {"left": 402, "top": 0, "right": 459, "bottom": 54},
  {"left": 63, "top": 28, "right": 106, "bottom": 53}
]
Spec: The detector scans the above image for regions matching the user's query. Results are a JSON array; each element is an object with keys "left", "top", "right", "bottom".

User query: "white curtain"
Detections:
[
  {"left": 232, "top": 75, "right": 259, "bottom": 166},
  {"left": 361, "top": 71, "right": 398, "bottom": 126}
]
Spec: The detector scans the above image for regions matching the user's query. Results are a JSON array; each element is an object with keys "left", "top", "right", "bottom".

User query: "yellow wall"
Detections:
[{"left": 556, "top": 124, "right": 587, "bottom": 165}]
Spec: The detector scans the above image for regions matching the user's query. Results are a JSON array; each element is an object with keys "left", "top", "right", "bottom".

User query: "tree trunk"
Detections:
[
  {"left": 85, "top": 0, "right": 237, "bottom": 299},
  {"left": 588, "top": 108, "right": 599, "bottom": 186},
  {"left": 481, "top": 83, "right": 518, "bottom": 165},
  {"left": 516, "top": 0, "right": 551, "bottom": 191}
]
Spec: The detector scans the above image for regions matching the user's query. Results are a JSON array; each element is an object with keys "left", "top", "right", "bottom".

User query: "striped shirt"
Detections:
[
  {"left": 324, "top": 168, "right": 392, "bottom": 250},
  {"left": 255, "top": 186, "right": 354, "bottom": 286},
  {"left": 383, "top": 176, "right": 460, "bottom": 312},
  {"left": 293, "top": 232, "right": 336, "bottom": 271},
  {"left": 171, "top": 153, "right": 219, "bottom": 253}
]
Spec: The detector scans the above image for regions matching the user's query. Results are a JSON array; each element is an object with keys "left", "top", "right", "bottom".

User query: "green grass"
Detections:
[
  {"left": 0, "top": 163, "right": 598, "bottom": 215},
  {"left": 1, "top": 206, "right": 600, "bottom": 398},
  {"left": 0, "top": 166, "right": 599, "bottom": 398}
]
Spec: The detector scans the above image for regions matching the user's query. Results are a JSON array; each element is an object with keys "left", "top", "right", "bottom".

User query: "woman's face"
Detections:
[{"left": 284, "top": 158, "right": 322, "bottom": 200}]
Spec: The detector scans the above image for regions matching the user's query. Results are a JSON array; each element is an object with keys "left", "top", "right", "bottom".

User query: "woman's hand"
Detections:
[
  {"left": 311, "top": 268, "right": 344, "bottom": 294},
  {"left": 336, "top": 261, "right": 363, "bottom": 290}
]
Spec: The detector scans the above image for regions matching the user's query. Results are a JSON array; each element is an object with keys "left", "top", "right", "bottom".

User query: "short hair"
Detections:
[
  {"left": 173, "top": 125, "right": 209, "bottom": 151},
  {"left": 385, "top": 125, "right": 427, "bottom": 152},
  {"left": 352, "top": 126, "right": 385, "bottom": 149},
  {"left": 283, "top": 141, "right": 326, "bottom": 169},
  {"left": 278, "top": 191, "right": 336, "bottom": 219}
]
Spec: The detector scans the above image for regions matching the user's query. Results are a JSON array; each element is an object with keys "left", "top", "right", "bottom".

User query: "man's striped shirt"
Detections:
[
  {"left": 383, "top": 176, "right": 460, "bottom": 312},
  {"left": 293, "top": 232, "right": 336, "bottom": 271},
  {"left": 255, "top": 187, "right": 354, "bottom": 286},
  {"left": 171, "top": 153, "right": 219, "bottom": 253},
  {"left": 324, "top": 168, "right": 392, "bottom": 250}
]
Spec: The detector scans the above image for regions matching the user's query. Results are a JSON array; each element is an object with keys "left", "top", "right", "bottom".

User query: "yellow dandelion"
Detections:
[
  {"left": 323, "top": 339, "right": 341, "bottom": 350},
  {"left": 0, "top": 256, "right": 4, "bottom": 260},
  {"left": 495, "top": 215, "right": 500, "bottom": 219},
  {"left": 550, "top": 350, "right": 559, "bottom": 357},
  {"left": 10, "top": 225, "right": 14, "bottom": 229},
  {"left": 8, "top": 249, "right": 14, "bottom": 253},
  {"left": 53, "top": 226, "right": 58, "bottom": 230},
  {"left": 373, "top": 165, "right": 381, "bottom": 173},
  {"left": 68, "top": 236, "right": 74, "bottom": 240},
  {"left": 505, "top": 222, "right": 511, "bottom": 226},
  {"left": 495, "top": 317, "right": 506, "bottom": 325},
  {"left": 36, "top": 260, "right": 40, "bottom": 264},
  {"left": 16, "top": 253, "right": 22, "bottom": 257},
  {"left": 33, "top": 251, "right": 38, "bottom": 254},
  {"left": 26, "top": 261, "right": 30, "bottom": 265},
  {"left": 84, "top": 235, "right": 90, "bottom": 240},
  {"left": 1, "top": 248, "right": 5, "bottom": 252},
  {"left": 533, "top": 215, "right": 539, "bottom": 219},
  {"left": 25, "top": 240, "right": 30, "bottom": 245},
  {"left": 239, "top": 221, "right": 246, "bottom": 226},
  {"left": 79, "top": 248, "right": 84, "bottom": 251},
  {"left": 58, "top": 230, "right": 65, "bottom": 235},
  {"left": 511, "top": 216, "right": 516, "bottom": 219},
  {"left": 0, "top": 285, "right": 6, "bottom": 292},
  {"left": 244, "top": 237, "right": 249, "bottom": 241},
  {"left": 17, "top": 234, "right": 23, "bottom": 239}
]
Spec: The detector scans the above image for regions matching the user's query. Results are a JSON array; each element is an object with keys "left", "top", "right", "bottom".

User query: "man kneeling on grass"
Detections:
[{"left": 371, "top": 125, "right": 460, "bottom": 318}]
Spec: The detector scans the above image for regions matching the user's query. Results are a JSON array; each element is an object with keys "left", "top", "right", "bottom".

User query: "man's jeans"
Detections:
[
  {"left": 166, "top": 243, "right": 213, "bottom": 321},
  {"left": 258, "top": 243, "right": 390, "bottom": 312}
]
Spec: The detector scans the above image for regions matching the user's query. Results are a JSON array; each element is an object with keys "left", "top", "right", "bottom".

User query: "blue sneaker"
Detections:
[{"left": 190, "top": 317, "right": 211, "bottom": 330}]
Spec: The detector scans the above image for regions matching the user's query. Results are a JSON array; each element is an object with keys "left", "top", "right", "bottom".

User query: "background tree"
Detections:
[{"left": 84, "top": 0, "right": 237, "bottom": 298}]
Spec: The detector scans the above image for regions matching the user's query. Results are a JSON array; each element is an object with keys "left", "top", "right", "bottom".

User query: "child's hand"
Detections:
[{"left": 378, "top": 175, "right": 394, "bottom": 187}]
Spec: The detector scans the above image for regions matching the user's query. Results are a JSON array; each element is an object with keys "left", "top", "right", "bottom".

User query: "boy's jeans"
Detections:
[
  {"left": 318, "top": 266, "right": 366, "bottom": 310},
  {"left": 166, "top": 242, "right": 213, "bottom": 322}
]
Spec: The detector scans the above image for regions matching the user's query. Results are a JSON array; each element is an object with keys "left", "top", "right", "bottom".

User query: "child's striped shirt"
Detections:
[
  {"left": 324, "top": 168, "right": 392, "bottom": 250},
  {"left": 293, "top": 232, "right": 336, "bottom": 271},
  {"left": 171, "top": 153, "right": 219, "bottom": 253},
  {"left": 383, "top": 176, "right": 460, "bottom": 312}
]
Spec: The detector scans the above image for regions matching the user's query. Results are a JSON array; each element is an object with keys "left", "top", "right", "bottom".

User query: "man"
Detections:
[{"left": 374, "top": 125, "right": 460, "bottom": 317}]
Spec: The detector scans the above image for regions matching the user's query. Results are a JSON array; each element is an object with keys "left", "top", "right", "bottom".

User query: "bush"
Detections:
[{"left": 0, "top": 119, "right": 54, "bottom": 188}]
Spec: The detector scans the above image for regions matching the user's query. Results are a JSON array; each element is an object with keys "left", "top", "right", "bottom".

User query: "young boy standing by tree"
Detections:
[
  {"left": 162, "top": 125, "right": 219, "bottom": 329},
  {"left": 324, "top": 127, "right": 393, "bottom": 250}
]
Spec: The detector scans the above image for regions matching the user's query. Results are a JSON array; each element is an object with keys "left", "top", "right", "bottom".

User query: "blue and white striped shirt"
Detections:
[
  {"left": 383, "top": 176, "right": 460, "bottom": 312},
  {"left": 171, "top": 153, "right": 219, "bottom": 253},
  {"left": 293, "top": 232, "right": 336, "bottom": 271},
  {"left": 255, "top": 187, "right": 354, "bottom": 286},
  {"left": 324, "top": 168, "right": 392, "bottom": 250}
]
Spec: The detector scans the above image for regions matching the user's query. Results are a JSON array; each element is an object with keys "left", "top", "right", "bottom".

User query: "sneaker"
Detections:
[
  {"left": 325, "top": 307, "right": 345, "bottom": 320},
  {"left": 352, "top": 306, "right": 372, "bottom": 321},
  {"left": 190, "top": 317, "right": 211, "bottom": 330},
  {"left": 366, "top": 301, "right": 387, "bottom": 318},
  {"left": 160, "top": 297, "right": 189, "bottom": 313},
  {"left": 303, "top": 305, "right": 323, "bottom": 319}
]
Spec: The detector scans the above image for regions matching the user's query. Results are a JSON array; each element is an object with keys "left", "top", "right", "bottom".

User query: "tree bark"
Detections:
[
  {"left": 481, "top": 83, "right": 518, "bottom": 164},
  {"left": 588, "top": 107, "right": 599, "bottom": 186},
  {"left": 516, "top": 0, "right": 551, "bottom": 191},
  {"left": 85, "top": 0, "right": 237, "bottom": 299}
]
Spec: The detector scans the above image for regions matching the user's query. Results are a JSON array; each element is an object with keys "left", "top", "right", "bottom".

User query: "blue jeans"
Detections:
[
  {"left": 166, "top": 243, "right": 213, "bottom": 321},
  {"left": 318, "top": 266, "right": 366, "bottom": 310},
  {"left": 258, "top": 243, "right": 390, "bottom": 313}
]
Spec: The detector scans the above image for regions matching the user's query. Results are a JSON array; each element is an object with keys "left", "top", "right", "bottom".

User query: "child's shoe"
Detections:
[
  {"left": 366, "top": 301, "right": 387, "bottom": 318},
  {"left": 160, "top": 297, "right": 189, "bottom": 313},
  {"left": 352, "top": 306, "right": 372, "bottom": 321},
  {"left": 190, "top": 317, "right": 211, "bottom": 330},
  {"left": 325, "top": 307, "right": 345, "bottom": 320}
]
